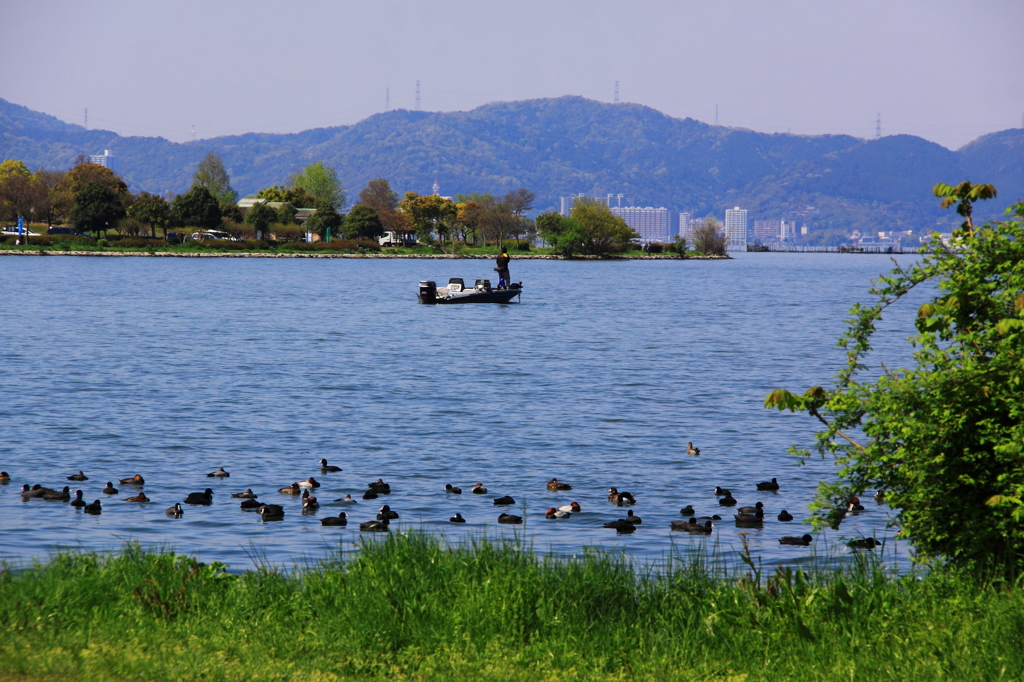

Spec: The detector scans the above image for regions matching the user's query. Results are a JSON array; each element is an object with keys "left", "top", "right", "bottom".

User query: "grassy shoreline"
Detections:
[{"left": 1, "top": 533, "right": 1020, "bottom": 681}]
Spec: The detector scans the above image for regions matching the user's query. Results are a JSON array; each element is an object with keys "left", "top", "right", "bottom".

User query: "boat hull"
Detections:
[{"left": 419, "top": 280, "right": 522, "bottom": 304}]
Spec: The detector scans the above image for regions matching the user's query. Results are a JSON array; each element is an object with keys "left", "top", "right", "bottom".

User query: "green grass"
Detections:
[{"left": 1, "top": 532, "right": 1021, "bottom": 681}]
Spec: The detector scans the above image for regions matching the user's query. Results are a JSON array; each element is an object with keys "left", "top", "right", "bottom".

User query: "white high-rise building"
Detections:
[
  {"left": 610, "top": 207, "right": 679, "bottom": 243},
  {"left": 724, "top": 206, "right": 748, "bottom": 250},
  {"left": 90, "top": 149, "right": 119, "bottom": 173},
  {"left": 678, "top": 212, "right": 694, "bottom": 239}
]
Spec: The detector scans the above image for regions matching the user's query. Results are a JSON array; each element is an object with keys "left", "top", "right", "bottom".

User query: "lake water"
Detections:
[{"left": 0, "top": 253, "right": 926, "bottom": 573}]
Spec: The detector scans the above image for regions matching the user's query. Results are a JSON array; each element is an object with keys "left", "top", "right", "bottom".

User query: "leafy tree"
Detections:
[
  {"left": 504, "top": 188, "right": 535, "bottom": 245},
  {"left": 692, "top": 216, "right": 727, "bottom": 255},
  {"left": 70, "top": 181, "right": 125, "bottom": 234},
  {"left": 276, "top": 203, "right": 298, "bottom": 225},
  {"left": 357, "top": 178, "right": 404, "bottom": 232},
  {"left": 59, "top": 163, "right": 128, "bottom": 196},
  {"left": 243, "top": 201, "right": 277, "bottom": 239},
  {"left": 32, "top": 169, "right": 69, "bottom": 226},
  {"left": 343, "top": 204, "right": 384, "bottom": 240},
  {"left": 455, "top": 201, "right": 485, "bottom": 243},
  {"left": 292, "top": 161, "right": 345, "bottom": 211},
  {"left": 193, "top": 152, "right": 236, "bottom": 204},
  {"left": 765, "top": 182, "right": 1024, "bottom": 573},
  {"left": 0, "top": 169, "right": 35, "bottom": 221},
  {"left": 536, "top": 212, "right": 587, "bottom": 257},
  {"left": 171, "top": 186, "right": 221, "bottom": 229},
  {"left": 128, "top": 192, "right": 171, "bottom": 237},
  {"left": 255, "top": 185, "right": 315, "bottom": 208},
  {"left": 0, "top": 159, "right": 31, "bottom": 180},
  {"left": 305, "top": 200, "right": 343, "bottom": 239},
  {"left": 399, "top": 192, "right": 458, "bottom": 245},
  {"left": 570, "top": 197, "right": 637, "bottom": 255}
]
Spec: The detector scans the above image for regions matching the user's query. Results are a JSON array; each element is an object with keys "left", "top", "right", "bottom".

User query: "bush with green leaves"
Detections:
[{"left": 766, "top": 182, "right": 1024, "bottom": 573}]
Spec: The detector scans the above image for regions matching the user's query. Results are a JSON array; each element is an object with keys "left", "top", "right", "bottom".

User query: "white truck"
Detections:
[{"left": 378, "top": 231, "right": 418, "bottom": 247}]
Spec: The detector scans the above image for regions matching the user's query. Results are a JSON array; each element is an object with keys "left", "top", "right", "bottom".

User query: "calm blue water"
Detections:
[{"left": 0, "top": 253, "right": 925, "bottom": 572}]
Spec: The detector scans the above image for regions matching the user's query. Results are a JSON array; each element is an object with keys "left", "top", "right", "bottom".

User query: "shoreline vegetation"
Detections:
[{"left": 2, "top": 533, "right": 1021, "bottom": 681}]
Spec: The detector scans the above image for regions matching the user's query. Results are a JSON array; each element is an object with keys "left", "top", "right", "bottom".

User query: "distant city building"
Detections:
[
  {"left": 724, "top": 206, "right": 748, "bottom": 250},
  {"left": 753, "top": 219, "right": 797, "bottom": 242},
  {"left": 611, "top": 207, "right": 679, "bottom": 243},
  {"left": 678, "top": 212, "right": 694, "bottom": 239},
  {"left": 90, "top": 149, "right": 118, "bottom": 173}
]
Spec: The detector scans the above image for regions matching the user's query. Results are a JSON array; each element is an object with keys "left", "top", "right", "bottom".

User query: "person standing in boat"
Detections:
[{"left": 495, "top": 251, "right": 511, "bottom": 289}]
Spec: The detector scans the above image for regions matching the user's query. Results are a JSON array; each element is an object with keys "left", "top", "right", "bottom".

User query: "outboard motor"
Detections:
[{"left": 419, "top": 280, "right": 437, "bottom": 304}]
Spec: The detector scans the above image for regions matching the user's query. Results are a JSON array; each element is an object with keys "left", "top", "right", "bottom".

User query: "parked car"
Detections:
[
  {"left": 1, "top": 226, "right": 41, "bottom": 237},
  {"left": 190, "top": 230, "right": 242, "bottom": 242},
  {"left": 47, "top": 227, "right": 95, "bottom": 239}
]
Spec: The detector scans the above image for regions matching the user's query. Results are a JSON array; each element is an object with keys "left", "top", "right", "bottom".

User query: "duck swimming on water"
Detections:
[
  {"left": 166, "top": 503, "right": 183, "bottom": 517},
  {"left": 493, "top": 495, "right": 515, "bottom": 506},
  {"left": 43, "top": 486, "right": 71, "bottom": 501},
  {"left": 184, "top": 489, "right": 213, "bottom": 505},
  {"left": 497, "top": 513, "right": 523, "bottom": 524},
  {"left": 102, "top": 482, "right": 118, "bottom": 495},
  {"left": 607, "top": 488, "right": 636, "bottom": 506},
  {"left": 376, "top": 505, "right": 399, "bottom": 520},
  {"left": 67, "top": 471, "right": 89, "bottom": 481},
  {"left": 124, "top": 492, "right": 150, "bottom": 503},
  {"left": 671, "top": 518, "right": 713, "bottom": 533},
  {"left": 119, "top": 475, "right": 145, "bottom": 485},
  {"left": 603, "top": 519, "right": 636, "bottom": 533},
  {"left": 545, "top": 508, "right": 570, "bottom": 519},
  {"left": 360, "top": 517, "right": 390, "bottom": 532},
  {"left": 777, "top": 510, "right": 794, "bottom": 522},
  {"left": 445, "top": 484, "right": 462, "bottom": 494},
  {"left": 231, "top": 489, "right": 257, "bottom": 498},
  {"left": 449, "top": 513, "right": 467, "bottom": 523},
  {"left": 686, "top": 442, "right": 700, "bottom": 456},
  {"left": 756, "top": 478, "right": 780, "bottom": 491},
  {"left": 206, "top": 467, "right": 230, "bottom": 478},
  {"left": 321, "top": 512, "right": 347, "bottom": 526},
  {"left": 334, "top": 494, "right": 358, "bottom": 504},
  {"left": 556, "top": 501, "right": 581, "bottom": 513},
  {"left": 319, "top": 459, "right": 342, "bottom": 472},
  {"left": 278, "top": 483, "right": 301, "bottom": 495},
  {"left": 84, "top": 500, "right": 102, "bottom": 514},
  {"left": 779, "top": 534, "right": 814, "bottom": 546},
  {"left": 471, "top": 483, "right": 488, "bottom": 494},
  {"left": 546, "top": 478, "right": 572, "bottom": 491},
  {"left": 70, "top": 490, "right": 86, "bottom": 507}
]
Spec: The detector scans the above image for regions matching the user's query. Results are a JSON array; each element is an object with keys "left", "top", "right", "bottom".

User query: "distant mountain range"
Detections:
[{"left": 1, "top": 96, "right": 1021, "bottom": 234}]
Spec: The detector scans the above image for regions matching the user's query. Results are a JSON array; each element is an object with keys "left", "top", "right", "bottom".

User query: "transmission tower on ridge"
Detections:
[
  {"left": 614, "top": 81, "right": 619, "bottom": 104},
  {"left": 875, "top": 114, "right": 881, "bottom": 139},
  {"left": 191, "top": 124, "right": 196, "bottom": 142},
  {"left": 415, "top": 81, "right": 421, "bottom": 111},
  {"left": 385, "top": 87, "right": 390, "bottom": 112},
  {"left": 84, "top": 108, "right": 88, "bottom": 129}
]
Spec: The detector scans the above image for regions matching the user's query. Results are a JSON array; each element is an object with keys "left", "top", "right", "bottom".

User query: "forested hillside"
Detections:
[{"left": 2, "top": 96, "right": 1021, "bottom": 234}]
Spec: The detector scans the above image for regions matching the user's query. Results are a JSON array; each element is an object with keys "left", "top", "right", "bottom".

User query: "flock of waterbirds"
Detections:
[{"left": 2, "top": 453, "right": 883, "bottom": 549}]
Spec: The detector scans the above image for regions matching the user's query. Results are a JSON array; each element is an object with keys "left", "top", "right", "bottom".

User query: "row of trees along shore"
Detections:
[{"left": 0, "top": 154, "right": 749, "bottom": 255}]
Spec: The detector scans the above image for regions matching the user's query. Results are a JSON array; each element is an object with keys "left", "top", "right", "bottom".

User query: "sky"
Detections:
[{"left": 2, "top": 0, "right": 1022, "bottom": 150}]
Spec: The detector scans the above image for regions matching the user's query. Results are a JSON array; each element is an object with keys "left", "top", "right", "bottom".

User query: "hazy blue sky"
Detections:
[{"left": 3, "top": 0, "right": 1022, "bottom": 149}]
